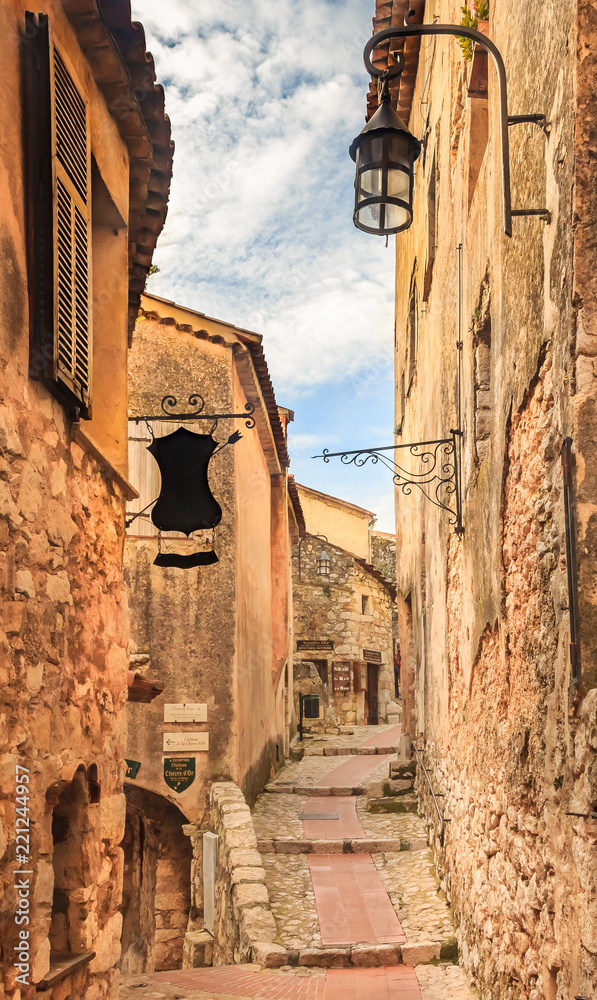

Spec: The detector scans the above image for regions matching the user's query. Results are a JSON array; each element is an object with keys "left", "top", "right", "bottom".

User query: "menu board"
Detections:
[{"left": 332, "top": 662, "right": 351, "bottom": 693}]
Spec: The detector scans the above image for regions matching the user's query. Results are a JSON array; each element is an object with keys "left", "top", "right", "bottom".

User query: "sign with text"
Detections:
[
  {"left": 163, "top": 756, "right": 196, "bottom": 793},
  {"left": 297, "top": 640, "right": 334, "bottom": 651},
  {"left": 363, "top": 649, "right": 383, "bottom": 663},
  {"left": 163, "top": 732, "right": 209, "bottom": 752},
  {"left": 164, "top": 703, "right": 207, "bottom": 723},
  {"left": 332, "top": 663, "right": 351, "bottom": 693}
]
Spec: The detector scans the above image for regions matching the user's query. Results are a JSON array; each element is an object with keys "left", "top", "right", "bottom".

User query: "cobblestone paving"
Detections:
[
  {"left": 355, "top": 798, "right": 428, "bottom": 841},
  {"left": 415, "top": 964, "right": 478, "bottom": 1000},
  {"left": 372, "top": 850, "right": 456, "bottom": 945},
  {"left": 268, "top": 757, "right": 343, "bottom": 787},
  {"left": 253, "top": 794, "right": 307, "bottom": 839},
  {"left": 262, "top": 854, "right": 321, "bottom": 949}
]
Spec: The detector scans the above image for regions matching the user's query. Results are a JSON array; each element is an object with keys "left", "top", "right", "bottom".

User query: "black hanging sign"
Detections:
[
  {"left": 163, "top": 756, "right": 196, "bottom": 793},
  {"left": 363, "top": 649, "right": 383, "bottom": 663},
  {"left": 128, "top": 393, "right": 255, "bottom": 569}
]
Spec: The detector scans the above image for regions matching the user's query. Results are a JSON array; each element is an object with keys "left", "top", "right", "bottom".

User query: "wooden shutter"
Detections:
[{"left": 25, "top": 14, "right": 92, "bottom": 416}]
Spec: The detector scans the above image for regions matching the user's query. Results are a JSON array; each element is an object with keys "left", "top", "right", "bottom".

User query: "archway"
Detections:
[{"left": 120, "top": 786, "right": 192, "bottom": 973}]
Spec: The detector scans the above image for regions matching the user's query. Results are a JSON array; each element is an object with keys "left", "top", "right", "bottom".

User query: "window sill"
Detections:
[
  {"left": 36, "top": 951, "right": 96, "bottom": 990},
  {"left": 72, "top": 424, "right": 139, "bottom": 501}
]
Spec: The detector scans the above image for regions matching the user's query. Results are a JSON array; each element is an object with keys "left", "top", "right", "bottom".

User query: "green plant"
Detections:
[
  {"left": 458, "top": 2, "right": 489, "bottom": 61},
  {"left": 322, "top": 584, "right": 331, "bottom": 597}
]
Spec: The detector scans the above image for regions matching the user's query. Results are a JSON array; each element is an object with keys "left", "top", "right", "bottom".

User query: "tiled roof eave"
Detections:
[{"left": 366, "top": 0, "right": 426, "bottom": 126}]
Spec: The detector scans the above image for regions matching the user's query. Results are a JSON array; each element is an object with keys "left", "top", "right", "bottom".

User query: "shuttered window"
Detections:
[{"left": 25, "top": 14, "right": 92, "bottom": 416}]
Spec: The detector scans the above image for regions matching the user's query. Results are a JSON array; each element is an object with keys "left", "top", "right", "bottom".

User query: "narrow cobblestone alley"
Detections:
[{"left": 120, "top": 727, "right": 477, "bottom": 1000}]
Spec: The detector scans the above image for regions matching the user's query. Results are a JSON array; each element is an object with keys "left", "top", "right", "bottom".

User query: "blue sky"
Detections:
[{"left": 131, "top": 0, "right": 397, "bottom": 531}]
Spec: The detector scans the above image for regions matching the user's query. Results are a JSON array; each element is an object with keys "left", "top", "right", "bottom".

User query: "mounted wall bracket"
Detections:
[
  {"left": 363, "top": 9, "right": 550, "bottom": 236},
  {"left": 313, "top": 429, "right": 463, "bottom": 535}
]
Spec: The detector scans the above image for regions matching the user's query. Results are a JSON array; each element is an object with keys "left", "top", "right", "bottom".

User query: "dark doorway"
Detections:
[{"left": 366, "top": 663, "right": 379, "bottom": 724}]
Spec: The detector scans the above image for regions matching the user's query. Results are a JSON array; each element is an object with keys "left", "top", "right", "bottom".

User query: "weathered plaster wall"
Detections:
[
  {"left": 296, "top": 484, "right": 372, "bottom": 561},
  {"left": 125, "top": 320, "right": 236, "bottom": 823},
  {"left": 391, "top": 1, "right": 597, "bottom": 997},
  {"left": 233, "top": 366, "right": 287, "bottom": 802}
]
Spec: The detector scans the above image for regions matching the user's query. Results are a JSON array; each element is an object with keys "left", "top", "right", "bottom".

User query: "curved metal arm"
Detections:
[{"left": 363, "top": 17, "right": 512, "bottom": 236}]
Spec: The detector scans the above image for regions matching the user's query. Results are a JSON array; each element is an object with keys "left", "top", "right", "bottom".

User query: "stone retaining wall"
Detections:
[{"left": 183, "top": 781, "right": 287, "bottom": 969}]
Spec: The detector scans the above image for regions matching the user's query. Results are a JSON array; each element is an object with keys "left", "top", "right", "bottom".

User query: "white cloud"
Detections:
[
  {"left": 134, "top": 0, "right": 395, "bottom": 395},
  {"left": 133, "top": 0, "right": 397, "bottom": 526}
]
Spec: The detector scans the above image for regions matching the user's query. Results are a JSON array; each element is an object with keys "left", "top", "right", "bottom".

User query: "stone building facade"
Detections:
[
  {"left": 0, "top": 2, "right": 171, "bottom": 998},
  {"left": 292, "top": 485, "right": 397, "bottom": 729},
  {"left": 121, "top": 293, "right": 303, "bottom": 972},
  {"left": 363, "top": 1, "right": 597, "bottom": 998}
]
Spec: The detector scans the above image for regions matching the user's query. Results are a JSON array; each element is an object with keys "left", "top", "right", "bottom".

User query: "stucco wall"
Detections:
[
  {"left": 296, "top": 485, "right": 372, "bottom": 561},
  {"left": 390, "top": 1, "right": 597, "bottom": 997},
  {"left": 125, "top": 320, "right": 237, "bottom": 822}
]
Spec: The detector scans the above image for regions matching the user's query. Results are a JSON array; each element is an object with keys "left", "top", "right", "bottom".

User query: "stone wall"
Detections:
[
  {"left": 387, "top": 0, "right": 597, "bottom": 997},
  {"left": 0, "top": 383, "right": 130, "bottom": 999},
  {"left": 293, "top": 536, "right": 396, "bottom": 726},
  {"left": 183, "top": 782, "right": 285, "bottom": 969}
]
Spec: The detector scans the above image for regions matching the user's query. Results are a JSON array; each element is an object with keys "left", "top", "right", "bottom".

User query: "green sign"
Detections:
[
  {"left": 164, "top": 756, "right": 196, "bottom": 793},
  {"left": 125, "top": 759, "right": 141, "bottom": 779}
]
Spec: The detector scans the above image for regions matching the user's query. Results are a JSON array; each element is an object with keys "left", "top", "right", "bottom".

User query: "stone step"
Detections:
[
  {"left": 389, "top": 759, "right": 417, "bottom": 779},
  {"left": 265, "top": 783, "right": 366, "bottom": 796},
  {"left": 256, "top": 836, "right": 427, "bottom": 854},
  {"left": 250, "top": 940, "right": 458, "bottom": 969},
  {"left": 367, "top": 795, "right": 420, "bottom": 815}
]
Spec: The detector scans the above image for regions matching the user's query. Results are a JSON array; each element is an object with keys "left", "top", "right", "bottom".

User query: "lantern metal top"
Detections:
[{"left": 349, "top": 90, "right": 420, "bottom": 164}]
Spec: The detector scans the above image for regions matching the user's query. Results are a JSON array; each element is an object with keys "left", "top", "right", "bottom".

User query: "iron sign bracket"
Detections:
[{"left": 313, "top": 428, "right": 464, "bottom": 535}]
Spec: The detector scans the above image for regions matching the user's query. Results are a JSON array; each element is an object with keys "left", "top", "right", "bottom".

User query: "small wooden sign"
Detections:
[
  {"left": 297, "top": 640, "right": 334, "bottom": 651},
  {"left": 164, "top": 703, "right": 207, "bottom": 723},
  {"left": 125, "top": 759, "right": 141, "bottom": 779},
  {"left": 163, "top": 756, "right": 196, "bottom": 793},
  {"left": 332, "top": 663, "right": 351, "bottom": 693},
  {"left": 163, "top": 732, "right": 209, "bottom": 752},
  {"left": 363, "top": 649, "right": 382, "bottom": 663}
]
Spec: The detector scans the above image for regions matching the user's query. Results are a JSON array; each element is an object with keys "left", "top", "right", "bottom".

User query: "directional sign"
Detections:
[
  {"left": 163, "top": 732, "right": 209, "bottom": 752},
  {"left": 164, "top": 703, "right": 207, "bottom": 723}
]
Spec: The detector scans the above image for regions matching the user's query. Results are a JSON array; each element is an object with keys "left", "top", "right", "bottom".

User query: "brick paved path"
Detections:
[
  {"left": 308, "top": 854, "right": 406, "bottom": 946},
  {"left": 138, "top": 965, "right": 422, "bottom": 999},
  {"left": 313, "top": 753, "right": 392, "bottom": 787},
  {"left": 301, "top": 796, "right": 364, "bottom": 839},
  {"left": 358, "top": 725, "right": 402, "bottom": 748}
]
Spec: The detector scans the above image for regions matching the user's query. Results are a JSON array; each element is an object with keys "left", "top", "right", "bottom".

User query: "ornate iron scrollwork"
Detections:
[
  {"left": 159, "top": 393, "right": 255, "bottom": 429},
  {"left": 313, "top": 429, "right": 463, "bottom": 534}
]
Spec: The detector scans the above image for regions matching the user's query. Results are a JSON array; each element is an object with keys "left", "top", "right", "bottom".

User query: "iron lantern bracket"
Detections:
[
  {"left": 313, "top": 429, "right": 464, "bottom": 535},
  {"left": 363, "top": 10, "right": 549, "bottom": 236}
]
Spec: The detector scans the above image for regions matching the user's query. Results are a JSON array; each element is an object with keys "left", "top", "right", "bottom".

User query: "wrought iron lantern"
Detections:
[
  {"left": 317, "top": 550, "right": 331, "bottom": 576},
  {"left": 349, "top": 79, "right": 421, "bottom": 236},
  {"left": 351, "top": 9, "right": 549, "bottom": 238}
]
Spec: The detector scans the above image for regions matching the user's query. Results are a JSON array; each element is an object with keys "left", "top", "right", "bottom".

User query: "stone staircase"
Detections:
[{"left": 251, "top": 737, "right": 460, "bottom": 971}]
